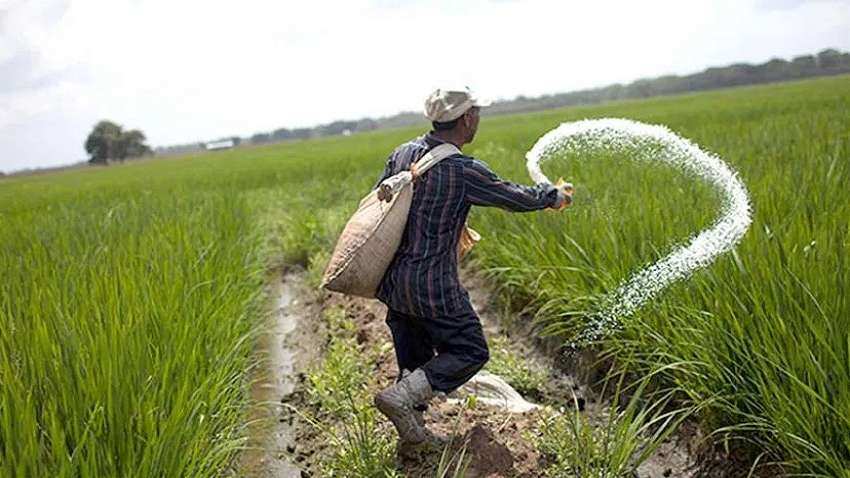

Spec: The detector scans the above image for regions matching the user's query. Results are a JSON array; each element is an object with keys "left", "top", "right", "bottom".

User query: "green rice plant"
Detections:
[
  {"left": 297, "top": 305, "right": 399, "bottom": 477},
  {"left": 485, "top": 336, "right": 548, "bottom": 399},
  {"left": 0, "top": 190, "right": 267, "bottom": 476},
  {"left": 434, "top": 395, "right": 477, "bottom": 478},
  {"left": 306, "top": 307, "right": 370, "bottom": 417},
  {"left": 307, "top": 248, "right": 332, "bottom": 288},
  {"left": 435, "top": 446, "right": 470, "bottom": 478},
  {"left": 536, "top": 373, "right": 695, "bottom": 477},
  {"left": 0, "top": 127, "right": 406, "bottom": 476},
  {"left": 317, "top": 395, "right": 401, "bottom": 478},
  {"left": 275, "top": 204, "right": 347, "bottom": 269}
]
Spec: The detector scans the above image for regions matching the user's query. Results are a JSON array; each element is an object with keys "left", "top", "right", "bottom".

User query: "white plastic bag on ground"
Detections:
[{"left": 449, "top": 370, "right": 540, "bottom": 413}]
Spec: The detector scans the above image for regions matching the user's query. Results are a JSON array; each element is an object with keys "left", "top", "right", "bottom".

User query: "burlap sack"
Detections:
[
  {"left": 321, "top": 185, "right": 412, "bottom": 298},
  {"left": 321, "top": 144, "right": 460, "bottom": 298}
]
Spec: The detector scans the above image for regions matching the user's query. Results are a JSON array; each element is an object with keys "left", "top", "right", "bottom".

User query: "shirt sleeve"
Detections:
[{"left": 463, "top": 158, "right": 559, "bottom": 211}]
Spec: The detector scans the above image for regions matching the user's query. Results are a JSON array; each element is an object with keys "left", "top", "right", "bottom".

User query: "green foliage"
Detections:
[
  {"left": 1, "top": 75, "right": 849, "bottom": 476},
  {"left": 84, "top": 120, "right": 152, "bottom": 164},
  {"left": 485, "top": 336, "right": 548, "bottom": 399},
  {"left": 313, "top": 395, "right": 400, "bottom": 478},
  {"left": 84, "top": 120, "right": 122, "bottom": 163},
  {"left": 469, "top": 76, "right": 850, "bottom": 476},
  {"left": 0, "top": 189, "right": 266, "bottom": 476},
  {"left": 307, "top": 307, "right": 370, "bottom": 417},
  {"left": 536, "top": 377, "right": 693, "bottom": 478},
  {"left": 301, "top": 306, "right": 399, "bottom": 477},
  {"left": 0, "top": 125, "right": 400, "bottom": 476}
]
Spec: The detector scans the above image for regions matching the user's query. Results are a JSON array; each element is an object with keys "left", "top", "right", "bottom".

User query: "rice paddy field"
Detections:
[{"left": 1, "top": 74, "right": 848, "bottom": 477}]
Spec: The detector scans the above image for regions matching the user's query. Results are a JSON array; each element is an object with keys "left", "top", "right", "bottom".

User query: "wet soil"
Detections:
[
  {"left": 244, "top": 267, "right": 716, "bottom": 477},
  {"left": 240, "top": 272, "right": 323, "bottom": 478}
]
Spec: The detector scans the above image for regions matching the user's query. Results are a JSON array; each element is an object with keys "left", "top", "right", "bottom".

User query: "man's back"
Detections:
[
  {"left": 376, "top": 133, "right": 472, "bottom": 319},
  {"left": 375, "top": 132, "right": 561, "bottom": 319}
]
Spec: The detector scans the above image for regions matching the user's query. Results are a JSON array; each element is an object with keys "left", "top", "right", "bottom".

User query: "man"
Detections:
[{"left": 373, "top": 87, "right": 572, "bottom": 446}]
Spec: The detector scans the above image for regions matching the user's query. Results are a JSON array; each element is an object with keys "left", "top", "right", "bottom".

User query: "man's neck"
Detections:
[{"left": 431, "top": 130, "right": 465, "bottom": 150}]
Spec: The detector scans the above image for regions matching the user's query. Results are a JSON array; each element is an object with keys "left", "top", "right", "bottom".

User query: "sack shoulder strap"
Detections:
[{"left": 411, "top": 143, "right": 461, "bottom": 178}]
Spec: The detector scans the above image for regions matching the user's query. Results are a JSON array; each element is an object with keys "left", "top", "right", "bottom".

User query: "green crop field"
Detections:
[{"left": 1, "top": 75, "right": 848, "bottom": 477}]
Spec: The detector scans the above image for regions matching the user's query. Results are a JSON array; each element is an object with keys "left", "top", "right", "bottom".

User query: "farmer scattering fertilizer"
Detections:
[
  {"left": 324, "top": 87, "right": 574, "bottom": 449},
  {"left": 322, "top": 92, "right": 756, "bottom": 452}
]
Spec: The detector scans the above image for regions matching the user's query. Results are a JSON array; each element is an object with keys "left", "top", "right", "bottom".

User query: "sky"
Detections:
[{"left": 1, "top": 0, "right": 848, "bottom": 173}]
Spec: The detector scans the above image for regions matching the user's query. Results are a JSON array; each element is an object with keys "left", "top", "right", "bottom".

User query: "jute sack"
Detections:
[{"left": 322, "top": 143, "right": 461, "bottom": 298}]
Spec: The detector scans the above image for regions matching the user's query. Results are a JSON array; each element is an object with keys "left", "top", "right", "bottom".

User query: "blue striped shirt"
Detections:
[{"left": 375, "top": 132, "right": 559, "bottom": 319}]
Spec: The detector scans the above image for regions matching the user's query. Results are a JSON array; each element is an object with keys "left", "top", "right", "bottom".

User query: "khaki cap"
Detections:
[{"left": 424, "top": 87, "right": 492, "bottom": 122}]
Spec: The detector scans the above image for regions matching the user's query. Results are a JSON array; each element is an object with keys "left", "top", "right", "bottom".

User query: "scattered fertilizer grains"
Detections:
[
  {"left": 0, "top": 75, "right": 847, "bottom": 476},
  {"left": 526, "top": 118, "right": 752, "bottom": 343}
]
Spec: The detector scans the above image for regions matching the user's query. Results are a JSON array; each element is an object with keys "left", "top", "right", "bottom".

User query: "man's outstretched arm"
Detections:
[{"left": 463, "top": 158, "right": 564, "bottom": 211}]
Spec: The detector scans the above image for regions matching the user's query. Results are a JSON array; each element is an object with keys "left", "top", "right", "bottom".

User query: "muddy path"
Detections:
[
  {"left": 240, "top": 272, "right": 323, "bottom": 478},
  {"left": 243, "top": 267, "right": 702, "bottom": 477}
]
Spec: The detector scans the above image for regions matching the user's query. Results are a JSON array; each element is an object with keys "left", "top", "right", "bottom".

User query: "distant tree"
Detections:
[
  {"left": 230, "top": 136, "right": 241, "bottom": 146},
  {"left": 817, "top": 48, "right": 843, "bottom": 69},
  {"left": 84, "top": 120, "right": 151, "bottom": 164},
  {"left": 354, "top": 118, "right": 377, "bottom": 132},
  {"left": 792, "top": 54, "right": 817, "bottom": 71},
  {"left": 291, "top": 128, "right": 312, "bottom": 139},
  {"left": 85, "top": 120, "right": 122, "bottom": 164},
  {"left": 761, "top": 58, "right": 790, "bottom": 81},
  {"left": 317, "top": 120, "right": 357, "bottom": 137},
  {"left": 250, "top": 132, "right": 271, "bottom": 144},
  {"left": 272, "top": 128, "right": 292, "bottom": 141},
  {"left": 118, "top": 129, "right": 152, "bottom": 159}
]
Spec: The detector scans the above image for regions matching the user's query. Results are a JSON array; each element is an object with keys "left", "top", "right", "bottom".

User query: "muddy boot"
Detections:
[
  {"left": 401, "top": 369, "right": 427, "bottom": 427},
  {"left": 397, "top": 371, "right": 450, "bottom": 448},
  {"left": 375, "top": 368, "right": 434, "bottom": 445}
]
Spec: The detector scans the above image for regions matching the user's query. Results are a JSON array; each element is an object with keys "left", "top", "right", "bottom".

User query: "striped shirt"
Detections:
[{"left": 375, "top": 132, "right": 559, "bottom": 319}]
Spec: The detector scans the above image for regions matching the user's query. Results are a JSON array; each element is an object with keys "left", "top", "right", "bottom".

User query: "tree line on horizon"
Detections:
[
  {"left": 149, "top": 48, "right": 849, "bottom": 156},
  {"left": 486, "top": 48, "right": 850, "bottom": 116}
]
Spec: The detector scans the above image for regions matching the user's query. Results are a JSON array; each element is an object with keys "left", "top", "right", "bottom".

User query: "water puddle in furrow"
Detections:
[{"left": 241, "top": 273, "right": 302, "bottom": 478}]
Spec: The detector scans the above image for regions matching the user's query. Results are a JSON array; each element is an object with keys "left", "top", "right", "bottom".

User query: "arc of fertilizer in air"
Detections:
[{"left": 526, "top": 118, "right": 753, "bottom": 344}]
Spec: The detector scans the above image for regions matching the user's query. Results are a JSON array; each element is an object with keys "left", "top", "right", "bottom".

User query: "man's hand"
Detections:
[{"left": 552, "top": 177, "right": 574, "bottom": 210}]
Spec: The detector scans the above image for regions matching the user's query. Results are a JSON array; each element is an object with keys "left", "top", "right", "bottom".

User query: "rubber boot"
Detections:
[
  {"left": 375, "top": 368, "right": 434, "bottom": 444},
  {"left": 399, "top": 369, "right": 451, "bottom": 447},
  {"left": 400, "top": 369, "right": 426, "bottom": 427}
]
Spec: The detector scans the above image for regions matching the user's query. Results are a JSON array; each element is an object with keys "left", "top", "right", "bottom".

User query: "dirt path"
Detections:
[{"left": 244, "top": 268, "right": 699, "bottom": 477}]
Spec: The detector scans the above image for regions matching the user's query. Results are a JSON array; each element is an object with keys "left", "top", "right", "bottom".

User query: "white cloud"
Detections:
[{"left": 1, "top": 0, "right": 849, "bottom": 172}]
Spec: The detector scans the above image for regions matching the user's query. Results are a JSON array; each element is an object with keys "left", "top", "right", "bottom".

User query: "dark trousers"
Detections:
[{"left": 385, "top": 308, "right": 490, "bottom": 394}]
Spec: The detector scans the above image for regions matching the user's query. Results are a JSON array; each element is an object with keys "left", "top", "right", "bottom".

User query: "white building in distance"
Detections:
[{"left": 205, "top": 139, "right": 235, "bottom": 151}]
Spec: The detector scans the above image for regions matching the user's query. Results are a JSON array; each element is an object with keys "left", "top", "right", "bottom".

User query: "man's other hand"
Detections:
[{"left": 552, "top": 178, "right": 574, "bottom": 210}]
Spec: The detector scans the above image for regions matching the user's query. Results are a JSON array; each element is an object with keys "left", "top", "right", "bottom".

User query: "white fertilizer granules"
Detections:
[{"left": 526, "top": 118, "right": 753, "bottom": 344}]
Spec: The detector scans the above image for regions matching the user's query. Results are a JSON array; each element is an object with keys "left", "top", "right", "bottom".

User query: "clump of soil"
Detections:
[{"left": 464, "top": 424, "right": 516, "bottom": 476}]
